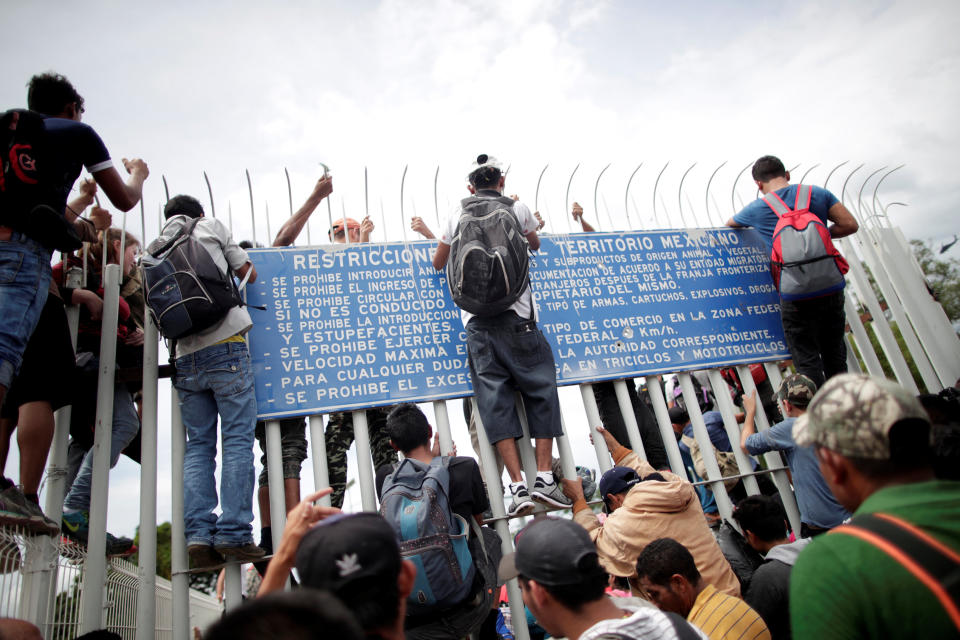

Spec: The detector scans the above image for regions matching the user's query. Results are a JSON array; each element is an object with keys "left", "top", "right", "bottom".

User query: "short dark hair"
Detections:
[
  {"left": 164, "top": 194, "right": 205, "bottom": 219},
  {"left": 732, "top": 495, "right": 788, "bottom": 542},
  {"left": 519, "top": 563, "right": 608, "bottom": 613},
  {"left": 385, "top": 403, "right": 431, "bottom": 452},
  {"left": 336, "top": 576, "right": 400, "bottom": 631},
  {"left": 751, "top": 156, "right": 787, "bottom": 183},
  {"left": 27, "top": 72, "right": 84, "bottom": 117},
  {"left": 203, "top": 590, "right": 363, "bottom": 640},
  {"left": 635, "top": 538, "right": 700, "bottom": 587},
  {"left": 468, "top": 166, "right": 501, "bottom": 190},
  {"left": 845, "top": 419, "right": 933, "bottom": 478}
]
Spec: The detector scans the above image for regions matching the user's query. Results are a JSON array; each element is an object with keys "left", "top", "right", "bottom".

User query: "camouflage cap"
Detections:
[
  {"left": 777, "top": 374, "right": 817, "bottom": 406},
  {"left": 792, "top": 373, "right": 929, "bottom": 459}
]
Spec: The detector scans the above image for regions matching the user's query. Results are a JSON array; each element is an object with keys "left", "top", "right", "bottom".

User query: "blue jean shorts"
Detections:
[{"left": 0, "top": 232, "right": 52, "bottom": 389}]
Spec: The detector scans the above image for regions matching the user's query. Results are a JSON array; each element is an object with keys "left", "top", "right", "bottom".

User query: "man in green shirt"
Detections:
[{"left": 790, "top": 373, "right": 960, "bottom": 639}]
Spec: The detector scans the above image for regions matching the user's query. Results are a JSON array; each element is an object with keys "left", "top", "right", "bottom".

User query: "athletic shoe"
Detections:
[
  {"left": 506, "top": 483, "right": 535, "bottom": 517},
  {"left": 0, "top": 485, "right": 56, "bottom": 534},
  {"left": 105, "top": 534, "right": 136, "bottom": 557},
  {"left": 189, "top": 544, "right": 224, "bottom": 571},
  {"left": 61, "top": 510, "right": 91, "bottom": 544},
  {"left": 530, "top": 477, "right": 572, "bottom": 508},
  {"left": 215, "top": 543, "right": 266, "bottom": 563}
]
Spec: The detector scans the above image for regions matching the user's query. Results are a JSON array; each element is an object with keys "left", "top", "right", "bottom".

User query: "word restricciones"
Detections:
[{"left": 246, "top": 228, "right": 789, "bottom": 419}]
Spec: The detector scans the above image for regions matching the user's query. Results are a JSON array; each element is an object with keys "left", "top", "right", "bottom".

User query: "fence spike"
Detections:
[
  {"left": 564, "top": 164, "right": 580, "bottom": 234},
  {"left": 593, "top": 163, "right": 611, "bottom": 231},
  {"left": 400, "top": 165, "right": 409, "bottom": 243},
  {"left": 534, "top": 164, "right": 549, "bottom": 214},
  {"left": 857, "top": 166, "right": 888, "bottom": 228},
  {"left": 677, "top": 162, "right": 696, "bottom": 228},
  {"left": 320, "top": 162, "right": 333, "bottom": 243},
  {"left": 245, "top": 169, "right": 256, "bottom": 245},
  {"left": 705, "top": 161, "right": 727, "bottom": 227},
  {"left": 162, "top": 176, "right": 170, "bottom": 203},
  {"left": 799, "top": 163, "right": 821, "bottom": 185},
  {"left": 433, "top": 165, "right": 440, "bottom": 228},
  {"left": 652, "top": 161, "right": 670, "bottom": 228},
  {"left": 203, "top": 171, "right": 216, "bottom": 219},
  {"left": 871, "top": 165, "right": 904, "bottom": 227},
  {"left": 823, "top": 161, "right": 849, "bottom": 193},
  {"left": 624, "top": 163, "right": 642, "bottom": 230},
  {"left": 730, "top": 162, "right": 752, "bottom": 215}
]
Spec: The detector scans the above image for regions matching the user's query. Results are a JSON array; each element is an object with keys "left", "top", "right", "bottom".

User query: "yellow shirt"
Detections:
[{"left": 688, "top": 584, "right": 770, "bottom": 640}]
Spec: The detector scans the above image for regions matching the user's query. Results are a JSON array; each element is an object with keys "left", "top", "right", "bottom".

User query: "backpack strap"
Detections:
[
  {"left": 762, "top": 191, "right": 793, "bottom": 218},
  {"left": 794, "top": 184, "right": 812, "bottom": 211},
  {"left": 151, "top": 216, "right": 203, "bottom": 258},
  {"left": 830, "top": 512, "right": 960, "bottom": 630}
]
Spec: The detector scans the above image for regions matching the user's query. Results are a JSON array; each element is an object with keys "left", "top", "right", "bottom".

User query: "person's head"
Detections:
[
  {"left": 731, "top": 495, "right": 789, "bottom": 553},
  {"left": 668, "top": 405, "right": 689, "bottom": 436},
  {"left": 597, "top": 466, "right": 665, "bottom": 514},
  {"left": 635, "top": 538, "right": 702, "bottom": 617},
  {"left": 27, "top": 72, "right": 84, "bottom": 119},
  {"left": 751, "top": 155, "right": 788, "bottom": 189},
  {"left": 203, "top": 590, "right": 363, "bottom": 640},
  {"left": 88, "top": 228, "right": 140, "bottom": 276},
  {"left": 499, "top": 518, "right": 608, "bottom": 637},
  {"left": 328, "top": 218, "right": 360, "bottom": 243},
  {"left": 295, "top": 513, "right": 415, "bottom": 634},
  {"left": 466, "top": 154, "right": 504, "bottom": 194},
  {"left": 385, "top": 403, "right": 431, "bottom": 453},
  {"left": 777, "top": 373, "right": 817, "bottom": 417},
  {"left": 164, "top": 195, "right": 205, "bottom": 220},
  {"left": 793, "top": 373, "right": 933, "bottom": 511}
]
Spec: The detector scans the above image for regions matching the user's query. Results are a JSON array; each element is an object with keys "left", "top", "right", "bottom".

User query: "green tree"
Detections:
[
  {"left": 131, "top": 522, "right": 217, "bottom": 594},
  {"left": 912, "top": 239, "right": 960, "bottom": 324}
]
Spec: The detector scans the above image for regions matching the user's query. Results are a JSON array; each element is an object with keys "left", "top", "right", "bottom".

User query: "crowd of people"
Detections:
[{"left": 0, "top": 72, "right": 958, "bottom": 640}]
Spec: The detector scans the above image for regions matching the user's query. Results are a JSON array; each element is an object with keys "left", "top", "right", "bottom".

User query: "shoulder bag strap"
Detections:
[{"left": 762, "top": 190, "right": 793, "bottom": 218}]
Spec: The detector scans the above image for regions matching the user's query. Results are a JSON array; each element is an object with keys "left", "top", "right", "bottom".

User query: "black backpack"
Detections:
[
  {"left": 446, "top": 195, "right": 529, "bottom": 316},
  {"left": 0, "top": 109, "right": 81, "bottom": 251},
  {"left": 140, "top": 217, "right": 245, "bottom": 340}
]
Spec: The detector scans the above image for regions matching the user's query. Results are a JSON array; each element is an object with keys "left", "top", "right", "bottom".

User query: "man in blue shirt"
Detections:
[
  {"left": 726, "top": 156, "right": 858, "bottom": 387},
  {"left": 739, "top": 374, "right": 850, "bottom": 537}
]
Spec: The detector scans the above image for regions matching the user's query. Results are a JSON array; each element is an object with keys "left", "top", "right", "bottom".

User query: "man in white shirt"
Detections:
[{"left": 432, "top": 154, "right": 569, "bottom": 515}]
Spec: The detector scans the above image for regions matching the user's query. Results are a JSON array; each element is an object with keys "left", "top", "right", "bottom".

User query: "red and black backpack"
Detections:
[{"left": 767, "top": 184, "right": 848, "bottom": 301}]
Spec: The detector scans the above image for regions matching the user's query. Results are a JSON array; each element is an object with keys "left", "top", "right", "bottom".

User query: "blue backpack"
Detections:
[{"left": 379, "top": 457, "right": 475, "bottom": 614}]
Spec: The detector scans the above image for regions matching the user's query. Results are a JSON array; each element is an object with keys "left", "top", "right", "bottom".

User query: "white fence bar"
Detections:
[
  {"left": 79, "top": 262, "right": 122, "bottom": 633},
  {"left": 580, "top": 384, "right": 613, "bottom": 472},
  {"left": 844, "top": 295, "right": 884, "bottom": 376},
  {"left": 511, "top": 396, "right": 540, "bottom": 494},
  {"left": 170, "top": 393, "right": 190, "bottom": 640},
  {"left": 432, "top": 400, "right": 454, "bottom": 456},
  {"left": 351, "top": 410, "right": 377, "bottom": 512},
  {"left": 136, "top": 314, "right": 161, "bottom": 640},
  {"left": 735, "top": 366, "right": 802, "bottom": 536},
  {"left": 308, "top": 415, "right": 332, "bottom": 507},
  {"left": 223, "top": 563, "right": 242, "bottom": 612},
  {"left": 613, "top": 379, "right": 647, "bottom": 460},
  {"left": 645, "top": 376, "right": 686, "bottom": 476},
  {"left": 705, "top": 369, "right": 760, "bottom": 495},
  {"left": 678, "top": 373, "right": 735, "bottom": 522}
]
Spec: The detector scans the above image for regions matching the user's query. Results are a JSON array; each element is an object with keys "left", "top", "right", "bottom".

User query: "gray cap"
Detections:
[
  {"left": 498, "top": 517, "right": 599, "bottom": 586},
  {"left": 792, "top": 373, "right": 929, "bottom": 459}
]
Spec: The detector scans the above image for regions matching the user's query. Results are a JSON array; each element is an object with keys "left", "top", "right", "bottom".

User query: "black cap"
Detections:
[
  {"left": 164, "top": 195, "right": 205, "bottom": 219},
  {"left": 498, "top": 518, "right": 600, "bottom": 586},
  {"left": 668, "top": 405, "right": 689, "bottom": 425},
  {"left": 294, "top": 513, "right": 401, "bottom": 592},
  {"left": 598, "top": 466, "right": 642, "bottom": 499}
]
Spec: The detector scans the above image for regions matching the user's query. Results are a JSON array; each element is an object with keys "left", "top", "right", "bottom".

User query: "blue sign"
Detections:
[{"left": 246, "top": 228, "right": 789, "bottom": 419}]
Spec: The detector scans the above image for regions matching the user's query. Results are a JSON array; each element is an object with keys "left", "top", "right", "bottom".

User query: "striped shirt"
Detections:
[{"left": 688, "top": 585, "right": 770, "bottom": 640}]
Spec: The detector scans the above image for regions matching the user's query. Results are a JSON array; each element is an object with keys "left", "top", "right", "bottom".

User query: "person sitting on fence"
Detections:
[
  {"left": 499, "top": 517, "right": 707, "bottom": 640},
  {"left": 254, "top": 174, "right": 333, "bottom": 561},
  {"left": 788, "top": 374, "right": 960, "bottom": 639},
  {"left": 57, "top": 228, "right": 144, "bottom": 555},
  {"left": 636, "top": 538, "right": 770, "bottom": 640},
  {"left": 432, "top": 154, "right": 571, "bottom": 516},
  {"left": 731, "top": 495, "right": 808, "bottom": 640},
  {"left": 375, "top": 403, "right": 501, "bottom": 639},
  {"left": 157, "top": 195, "right": 263, "bottom": 567},
  {"left": 739, "top": 376, "right": 850, "bottom": 537},
  {"left": 204, "top": 590, "right": 363, "bottom": 640},
  {"left": 561, "top": 426, "right": 741, "bottom": 598},
  {"left": 259, "top": 489, "right": 413, "bottom": 640}
]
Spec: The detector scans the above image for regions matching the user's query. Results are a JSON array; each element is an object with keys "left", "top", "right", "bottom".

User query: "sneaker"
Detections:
[
  {"left": 61, "top": 510, "right": 90, "bottom": 544},
  {"left": 507, "top": 483, "right": 535, "bottom": 517},
  {"left": 0, "top": 485, "right": 55, "bottom": 534},
  {"left": 189, "top": 544, "right": 225, "bottom": 571},
  {"left": 105, "top": 534, "right": 136, "bottom": 557},
  {"left": 530, "top": 477, "right": 572, "bottom": 508},
  {"left": 215, "top": 543, "right": 266, "bottom": 563}
]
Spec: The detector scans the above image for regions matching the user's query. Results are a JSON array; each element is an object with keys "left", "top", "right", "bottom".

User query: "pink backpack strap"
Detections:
[
  {"left": 794, "top": 184, "right": 812, "bottom": 211},
  {"left": 762, "top": 191, "right": 792, "bottom": 218}
]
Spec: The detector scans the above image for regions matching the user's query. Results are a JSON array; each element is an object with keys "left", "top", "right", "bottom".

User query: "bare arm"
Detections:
[
  {"left": 827, "top": 202, "right": 859, "bottom": 238},
  {"left": 525, "top": 230, "right": 540, "bottom": 252},
  {"left": 235, "top": 261, "right": 257, "bottom": 284},
  {"left": 571, "top": 202, "right": 595, "bottom": 233},
  {"left": 259, "top": 489, "right": 339, "bottom": 596},
  {"left": 91, "top": 158, "right": 149, "bottom": 211},
  {"left": 432, "top": 242, "right": 450, "bottom": 270},
  {"left": 411, "top": 216, "right": 435, "bottom": 239},
  {"left": 272, "top": 176, "right": 333, "bottom": 247},
  {"left": 739, "top": 390, "right": 757, "bottom": 456}
]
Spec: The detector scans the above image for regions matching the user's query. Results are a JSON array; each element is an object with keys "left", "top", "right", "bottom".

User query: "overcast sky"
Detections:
[{"left": 3, "top": 0, "right": 958, "bottom": 538}]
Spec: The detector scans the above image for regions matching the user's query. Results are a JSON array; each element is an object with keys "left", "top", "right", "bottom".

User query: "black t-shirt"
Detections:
[
  {"left": 375, "top": 456, "right": 489, "bottom": 530},
  {"left": 41, "top": 116, "right": 112, "bottom": 211}
]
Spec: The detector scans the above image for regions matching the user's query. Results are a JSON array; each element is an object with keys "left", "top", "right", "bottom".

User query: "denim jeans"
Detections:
[
  {"left": 465, "top": 311, "right": 563, "bottom": 444},
  {"left": 174, "top": 341, "right": 257, "bottom": 547},
  {"left": 0, "top": 232, "right": 52, "bottom": 389},
  {"left": 63, "top": 384, "right": 141, "bottom": 511}
]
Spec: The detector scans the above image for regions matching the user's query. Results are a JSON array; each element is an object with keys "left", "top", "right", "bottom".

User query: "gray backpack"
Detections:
[
  {"left": 379, "top": 457, "right": 475, "bottom": 615},
  {"left": 446, "top": 195, "right": 530, "bottom": 316}
]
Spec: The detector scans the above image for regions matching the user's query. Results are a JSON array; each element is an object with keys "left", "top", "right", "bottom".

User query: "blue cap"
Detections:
[{"left": 598, "top": 466, "right": 641, "bottom": 499}]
